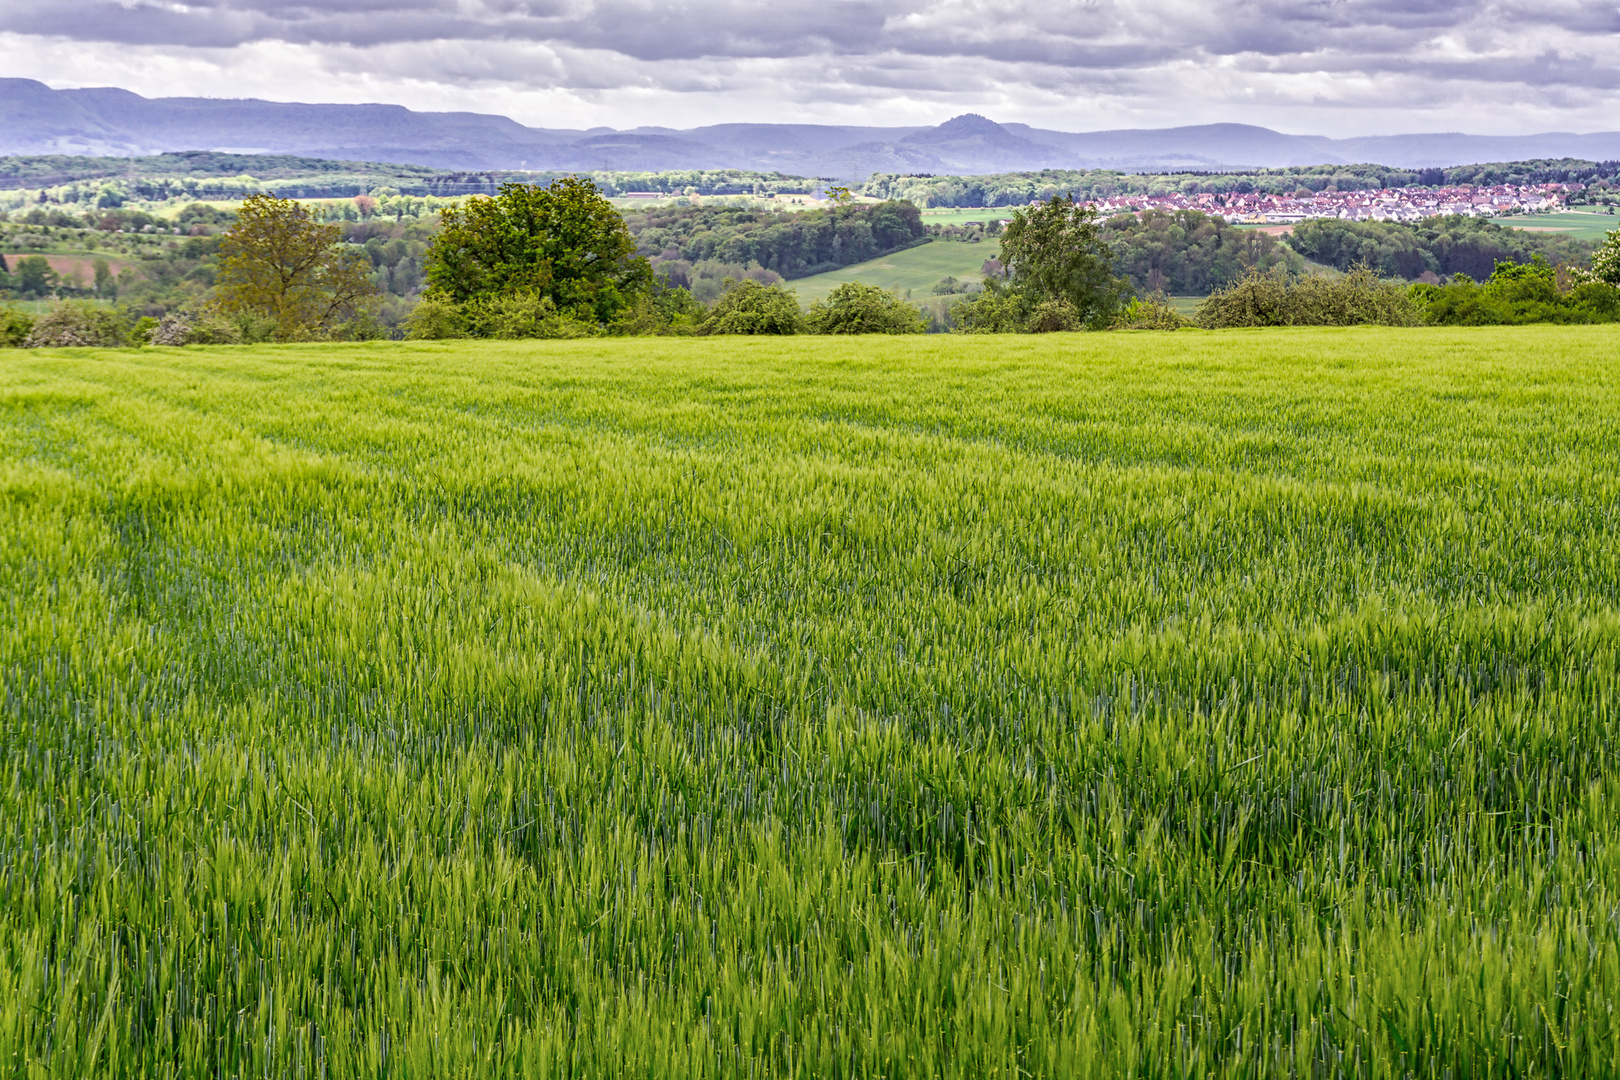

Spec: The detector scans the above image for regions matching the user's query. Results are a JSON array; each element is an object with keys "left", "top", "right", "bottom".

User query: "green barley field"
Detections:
[{"left": 3, "top": 327, "right": 1620, "bottom": 1077}]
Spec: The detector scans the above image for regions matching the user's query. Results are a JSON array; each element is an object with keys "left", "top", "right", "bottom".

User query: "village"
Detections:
[{"left": 1089, "top": 181, "right": 1584, "bottom": 224}]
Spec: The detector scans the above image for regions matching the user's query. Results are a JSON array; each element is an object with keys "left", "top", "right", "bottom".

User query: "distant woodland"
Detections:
[{"left": 865, "top": 160, "right": 1620, "bottom": 208}]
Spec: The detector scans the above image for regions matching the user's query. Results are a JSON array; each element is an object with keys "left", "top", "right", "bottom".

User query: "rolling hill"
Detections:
[{"left": 7, "top": 79, "right": 1620, "bottom": 178}]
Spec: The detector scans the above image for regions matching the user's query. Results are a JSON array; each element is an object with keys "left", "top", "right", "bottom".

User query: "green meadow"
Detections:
[
  {"left": 790, "top": 239, "right": 1000, "bottom": 304},
  {"left": 916, "top": 208, "right": 1015, "bottom": 227},
  {"left": 1491, "top": 209, "right": 1619, "bottom": 243},
  {"left": 3, "top": 327, "right": 1620, "bottom": 1077}
]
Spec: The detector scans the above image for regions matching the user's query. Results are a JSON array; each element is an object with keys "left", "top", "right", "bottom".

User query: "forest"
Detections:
[
  {"left": 863, "top": 159, "right": 1620, "bottom": 208},
  {"left": 1285, "top": 215, "right": 1597, "bottom": 280},
  {"left": 625, "top": 200, "right": 930, "bottom": 291}
]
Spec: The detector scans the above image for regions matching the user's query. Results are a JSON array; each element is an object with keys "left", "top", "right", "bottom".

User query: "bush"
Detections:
[
  {"left": 22, "top": 302, "right": 128, "bottom": 347},
  {"left": 146, "top": 312, "right": 241, "bottom": 346},
  {"left": 607, "top": 283, "right": 705, "bottom": 336},
  {"left": 1192, "top": 269, "right": 1289, "bottom": 328},
  {"left": 1412, "top": 257, "right": 1620, "bottom": 325},
  {"left": 1195, "top": 265, "right": 1419, "bottom": 328},
  {"left": 948, "top": 285, "right": 1031, "bottom": 333},
  {"left": 701, "top": 280, "right": 803, "bottom": 335},
  {"left": 469, "top": 293, "right": 600, "bottom": 340},
  {"left": 805, "top": 282, "right": 925, "bottom": 334},
  {"left": 403, "top": 295, "right": 469, "bottom": 340},
  {"left": 1569, "top": 280, "right": 1620, "bottom": 320},
  {"left": 405, "top": 293, "right": 599, "bottom": 340},
  {"left": 1025, "top": 298, "right": 1081, "bottom": 333},
  {"left": 0, "top": 306, "right": 35, "bottom": 347},
  {"left": 1112, "top": 295, "right": 1189, "bottom": 330}
]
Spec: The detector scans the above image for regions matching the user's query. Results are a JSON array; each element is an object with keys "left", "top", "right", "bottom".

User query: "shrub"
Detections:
[
  {"left": 403, "top": 295, "right": 469, "bottom": 340},
  {"left": 607, "top": 283, "right": 705, "bottom": 336},
  {"left": 1569, "top": 281, "right": 1620, "bottom": 320},
  {"left": 22, "top": 301, "right": 128, "bottom": 347},
  {"left": 1195, "top": 265, "right": 1419, "bottom": 328},
  {"left": 468, "top": 293, "right": 600, "bottom": 340},
  {"left": 948, "top": 285, "right": 1031, "bottom": 333},
  {"left": 702, "top": 280, "right": 803, "bottom": 335},
  {"left": 1025, "top": 298, "right": 1081, "bottom": 333},
  {"left": 146, "top": 313, "right": 242, "bottom": 346},
  {"left": 0, "top": 306, "right": 35, "bottom": 347},
  {"left": 1284, "top": 267, "right": 1421, "bottom": 327},
  {"left": 1112, "top": 295, "right": 1189, "bottom": 330},
  {"left": 1192, "top": 269, "right": 1290, "bottom": 328},
  {"left": 1126, "top": 297, "right": 1187, "bottom": 329},
  {"left": 805, "top": 282, "right": 926, "bottom": 334},
  {"left": 1412, "top": 257, "right": 1620, "bottom": 326}
]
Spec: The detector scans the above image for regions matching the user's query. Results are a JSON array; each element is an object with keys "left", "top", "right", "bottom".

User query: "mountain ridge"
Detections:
[{"left": 5, "top": 79, "right": 1620, "bottom": 177}]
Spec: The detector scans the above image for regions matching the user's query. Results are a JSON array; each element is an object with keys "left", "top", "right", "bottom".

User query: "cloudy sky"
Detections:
[{"left": 3, "top": 0, "right": 1618, "bottom": 134}]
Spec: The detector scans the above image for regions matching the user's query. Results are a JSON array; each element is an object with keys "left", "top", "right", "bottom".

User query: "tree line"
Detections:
[
  {"left": 862, "top": 159, "right": 1620, "bottom": 208},
  {"left": 625, "top": 201, "right": 929, "bottom": 281},
  {"left": 3, "top": 153, "right": 823, "bottom": 218},
  {"left": 1284, "top": 216, "right": 1596, "bottom": 281}
]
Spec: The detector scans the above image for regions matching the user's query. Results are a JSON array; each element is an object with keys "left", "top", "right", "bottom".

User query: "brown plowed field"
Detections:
[{"left": 2, "top": 253, "right": 134, "bottom": 284}]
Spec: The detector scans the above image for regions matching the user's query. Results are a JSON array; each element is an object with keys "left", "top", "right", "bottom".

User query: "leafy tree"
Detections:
[
  {"left": 214, "top": 194, "right": 379, "bottom": 340},
  {"left": 806, "top": 282, "right": 925, "bottom": 334},
  {"left": 1591, "top": 227, "right": 1620, "bottom": 286},
  {"left": 701, "top": 280, "right": 803, "bottom": 335},
  {"left": 424, "top": 178, "right": 651, "bottom": 325},
  {"left": 13, "top": 255, "right": 57, "bottom": 299},
  {"left": 93, "top": 258, "right": 115, "bottom": 299},
  {"left": 999, "top": 196, "right": 1127, "bottom": 328}
]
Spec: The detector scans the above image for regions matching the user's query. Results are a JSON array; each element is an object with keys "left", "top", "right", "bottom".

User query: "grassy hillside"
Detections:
[
  {"left": 789, "top": 238, "right": 999, "bottom": 303},
  {"left": 918, "top": 207, "right": 1017, "bottom": 227},
  {"left": 1491, "top": 209, "right": 1619, "bottom": 242},
  {"left": 4, "top": 328, "right": 1620, "bottom": 1076}
]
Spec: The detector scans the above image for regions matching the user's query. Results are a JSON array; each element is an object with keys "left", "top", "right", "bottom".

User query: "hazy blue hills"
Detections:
[{"left": 5, "top": 79, "right": 1620, "bottom": 176}]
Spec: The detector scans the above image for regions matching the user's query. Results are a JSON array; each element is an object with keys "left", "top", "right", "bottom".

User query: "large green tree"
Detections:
[
  {"left": 13, "top": 255, "right": 58, "bottom": 299},
  {"left": 424, "top": 178, "right": 652, "bottom": 324},
  {"left": 215, "top": 194, "right": 378, "bottom": 340},
  {"left": 999, "top": 195, "right": 1127, "bottom": 328}
]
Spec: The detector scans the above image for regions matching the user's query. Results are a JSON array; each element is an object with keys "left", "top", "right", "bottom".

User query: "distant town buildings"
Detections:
[{"left": 1084, "top": 183, "right": 1578, "bottom": 224}]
